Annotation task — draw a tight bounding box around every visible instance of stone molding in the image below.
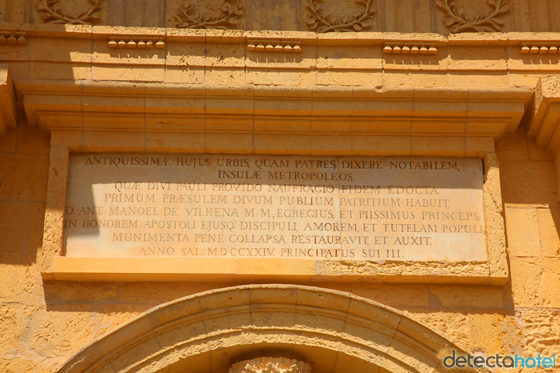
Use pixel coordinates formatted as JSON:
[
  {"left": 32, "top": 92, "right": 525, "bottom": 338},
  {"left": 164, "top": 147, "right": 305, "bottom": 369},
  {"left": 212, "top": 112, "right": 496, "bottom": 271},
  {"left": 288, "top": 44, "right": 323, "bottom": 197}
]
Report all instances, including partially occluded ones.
[
  {"left": 57, "top": 285, "right": 487, "bottom": 372},
  {"left": 529, "top": 75, "right": 560, "bottom": 154},
  {"left": 229, "top": 357, "right": 312, "bottom": 373}
]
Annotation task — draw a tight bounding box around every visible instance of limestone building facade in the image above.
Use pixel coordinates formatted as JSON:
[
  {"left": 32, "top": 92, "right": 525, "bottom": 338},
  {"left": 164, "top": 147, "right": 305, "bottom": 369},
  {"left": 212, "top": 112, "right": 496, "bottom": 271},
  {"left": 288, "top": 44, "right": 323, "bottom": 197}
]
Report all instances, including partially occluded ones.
[{"left": 1, "top": 0, "right": 560, "bottom": 372}]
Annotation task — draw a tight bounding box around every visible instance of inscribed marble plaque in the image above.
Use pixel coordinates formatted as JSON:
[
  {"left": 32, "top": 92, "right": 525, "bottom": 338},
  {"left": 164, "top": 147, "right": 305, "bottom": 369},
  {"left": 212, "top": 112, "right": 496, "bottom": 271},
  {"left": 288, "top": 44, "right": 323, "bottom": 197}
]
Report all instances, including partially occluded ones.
[{"left": 63, "top": 154, "right": 486, "bottom": 261}]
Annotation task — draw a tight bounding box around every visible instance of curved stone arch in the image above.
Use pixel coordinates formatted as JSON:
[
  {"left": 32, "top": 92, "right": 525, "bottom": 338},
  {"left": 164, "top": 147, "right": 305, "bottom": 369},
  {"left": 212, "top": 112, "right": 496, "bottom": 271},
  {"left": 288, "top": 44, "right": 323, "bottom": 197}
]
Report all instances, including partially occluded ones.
[{"left": 59, "top": 285, "right": 486, "bottom": 372}]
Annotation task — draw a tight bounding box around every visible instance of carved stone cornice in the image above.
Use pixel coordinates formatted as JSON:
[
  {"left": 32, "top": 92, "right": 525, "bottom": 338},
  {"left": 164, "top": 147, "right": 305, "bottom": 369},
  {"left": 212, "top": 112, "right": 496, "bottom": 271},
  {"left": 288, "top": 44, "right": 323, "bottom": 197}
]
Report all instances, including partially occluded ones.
[
  {"left": 528, "top": 75, "right": 560, "bottom": 154},
  {"left": 436, "top": 0, "right": 510, "bottom": 33},
  {"left": 229, "top": 357, "right": 311, "bottom": 373},
  {"left": 20, "top": 81, "right": 528, "bottom": 142},
  {"left": 35, "top": 0, "right": 101, "bottom": 25}
]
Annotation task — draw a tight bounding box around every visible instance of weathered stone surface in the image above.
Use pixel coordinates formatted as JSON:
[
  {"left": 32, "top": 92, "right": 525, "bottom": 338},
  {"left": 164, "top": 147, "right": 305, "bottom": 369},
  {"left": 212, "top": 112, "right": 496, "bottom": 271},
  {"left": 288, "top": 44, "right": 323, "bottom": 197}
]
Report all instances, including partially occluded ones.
[{"left": 519, "top": 309, "right": 560, "bottom": 357}]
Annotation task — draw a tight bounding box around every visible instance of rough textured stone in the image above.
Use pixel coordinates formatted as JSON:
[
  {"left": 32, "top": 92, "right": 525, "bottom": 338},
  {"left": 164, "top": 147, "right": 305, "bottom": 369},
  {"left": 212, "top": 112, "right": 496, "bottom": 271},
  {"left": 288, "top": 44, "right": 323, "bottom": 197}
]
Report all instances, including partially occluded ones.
[{"left": 1, "top": 4, "right": 560, "bottom": 371}]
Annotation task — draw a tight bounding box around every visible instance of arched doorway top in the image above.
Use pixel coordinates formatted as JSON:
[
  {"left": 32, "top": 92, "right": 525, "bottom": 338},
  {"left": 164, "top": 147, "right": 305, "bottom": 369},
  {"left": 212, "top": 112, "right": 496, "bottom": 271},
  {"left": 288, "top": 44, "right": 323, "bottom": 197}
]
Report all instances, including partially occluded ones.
[{"left": 59, "top": 284, "right": 485, "bottom": 372}]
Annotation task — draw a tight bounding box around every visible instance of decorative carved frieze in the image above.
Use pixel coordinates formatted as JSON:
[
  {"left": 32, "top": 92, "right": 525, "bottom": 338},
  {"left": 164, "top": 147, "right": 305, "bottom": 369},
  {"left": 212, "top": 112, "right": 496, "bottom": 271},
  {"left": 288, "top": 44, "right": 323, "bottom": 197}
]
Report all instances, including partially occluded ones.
[
  {"left": 305, "top": 0, "right": 376, "bottom": 33},
  {"left": 247, "top": 39, "right": 302, "bottom": 53},
  {"left": 383, "top": 42, "right": 437, "bottom": 55},
  {"left": 520, "top": 44, "right": 560, "bottom": 55},
  {"left": 108, "top": 37, "right": 165, "bottom": 50},
  {"left": 436, "top": 0, "right": 510, "bottom": 33},
  {"left": 35, "top": 0, "right": 101, "bottom": 25},
  {"left": 229, "top": 357, "right": 312, "bottom": 373},
  {"left": 0, "top": 32, "right": 27, "bottom": 45},
  {"left": 174, "top": 0, "right": 243, "bottom": 29}
]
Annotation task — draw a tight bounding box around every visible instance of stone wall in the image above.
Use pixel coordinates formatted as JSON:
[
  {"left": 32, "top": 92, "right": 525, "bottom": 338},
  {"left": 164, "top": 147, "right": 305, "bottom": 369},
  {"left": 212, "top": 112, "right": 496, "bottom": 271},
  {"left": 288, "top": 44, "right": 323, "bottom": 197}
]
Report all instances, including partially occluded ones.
[{"left": 1, "top": 120, "right": 559, "bottom": 371}]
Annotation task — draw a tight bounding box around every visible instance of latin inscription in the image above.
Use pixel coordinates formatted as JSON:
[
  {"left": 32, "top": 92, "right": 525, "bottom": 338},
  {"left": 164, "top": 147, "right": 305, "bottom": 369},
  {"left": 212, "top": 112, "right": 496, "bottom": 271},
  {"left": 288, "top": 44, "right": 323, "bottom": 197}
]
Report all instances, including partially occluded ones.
[{"left": 64, "top": 154, "right": 487, "bottom": 261}]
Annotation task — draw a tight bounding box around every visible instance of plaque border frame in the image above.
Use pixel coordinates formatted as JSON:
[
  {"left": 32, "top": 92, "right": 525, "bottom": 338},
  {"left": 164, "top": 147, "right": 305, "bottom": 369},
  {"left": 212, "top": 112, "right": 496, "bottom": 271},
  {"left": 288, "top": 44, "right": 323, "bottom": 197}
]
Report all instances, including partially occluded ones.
[{"left": 41, "top": 142, "right": 508, "bottom": 284}]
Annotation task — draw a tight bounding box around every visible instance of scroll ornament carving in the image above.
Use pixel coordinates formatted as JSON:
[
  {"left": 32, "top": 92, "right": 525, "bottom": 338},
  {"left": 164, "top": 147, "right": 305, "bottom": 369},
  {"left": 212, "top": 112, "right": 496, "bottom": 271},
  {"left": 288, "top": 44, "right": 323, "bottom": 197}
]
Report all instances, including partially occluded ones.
[
  {"left": 436, "top": 0, "right": 510, "bottom": 33},
  {"left": 305, "top": 0, "right": 376, "bottom": 33},
  {"left": 35, "top": 0, "right": 101, "bottom": 25},
  {"left": 229, "top": 357, "right": 312, "bottom": 373},
  {"left": 174, "top": 0, "right": 243, "bottom": 29}
]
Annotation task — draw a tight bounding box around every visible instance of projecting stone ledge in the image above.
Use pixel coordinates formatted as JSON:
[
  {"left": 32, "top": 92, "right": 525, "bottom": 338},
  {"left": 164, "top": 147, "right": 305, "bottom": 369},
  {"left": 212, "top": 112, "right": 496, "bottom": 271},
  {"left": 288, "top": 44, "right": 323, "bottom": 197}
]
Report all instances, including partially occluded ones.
[{"left": 0, "top": 64, "right": 18, "bottom": 134}]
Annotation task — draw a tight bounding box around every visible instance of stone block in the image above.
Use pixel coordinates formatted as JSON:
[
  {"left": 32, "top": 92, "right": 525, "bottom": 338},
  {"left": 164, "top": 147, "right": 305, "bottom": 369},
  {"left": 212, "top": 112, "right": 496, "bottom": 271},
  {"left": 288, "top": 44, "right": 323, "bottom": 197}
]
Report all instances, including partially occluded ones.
[
  {"left": 316, "top": 70, "right": 382, "bottom": 87},
  {"left": 310, "top": 135, "right": 352, "bottom": 153},
  {"left": 0, "top": 201, "right": 26, "bottom": 252},
  {"left": 404, "top": 309, "right": 471, "bottom": 350},
  {"left": 411, "top": 136, "right": 466, "bottom": 156},
  {"left": 383, "top": 71, "right": 448, "bottom": 88},
  {"left": 448, "top": 72, "right": 508, "bottom": 88},
  {"left": 16, "top": 124, "right": 50, "bottom": 154},
  {"left": 82, "top": 131, "right": 146, "bottom": 150},
  {"left": 96, "top": 304, "right": 153, "bottom": 337},
  {"left": 92, "top": 65, "right": 164, "bottom": 82},
  {"left": 470, "top": 313, "right": 522, "bottom": 355},
  {"left": 519, "top": 309, "right": 560, "bottom": 357},
  {"left": 165, "top": 66, "right": 205, "bottom": 84},
  {"left": 246, "top": 69, "right": 316, "bottom": 86},
  {"left": 0, "top": 305, "right": 20, "bottom": 355},
  {"left": 205, "top": 133, "right": 253, "bottom": 152},
  {"left": 495, "top": 129, "right": 529, "bottom": 161},
  {"left": 500, "top": 160, "right": 558, "bottom": 206},
  {"left": 21, "top": 304, "right": 95, "bottom": 357},
  {"left": 448, "top": 46, "right": 507, "bottom": 71},
  {"left": 0, "top": 127, "right": 16, "bottom": 151},
  {"left": 0, "top": 153, "right": 49, "bottom": 201},
  {"left": 537, "top": 207, "right": 560, "bottom": 257},
  {"left": 510, "top": 257, "right": 560, "bottom": 308},
  {"left": 528, "top": 138, "right": 553, "bottom": 161},
  {"left": 504, "top": 207, "right": 541, "bottom": 257},
  {"left": 254, "top": 134, "right": 312, "bottom": 154},
  {"left": 43, "top": 282, "right": 118, "bottom": 303},
  {"left": 465, "top": 137, "right": 495, "bottom": 156},
  {"left": 428, "top": 285, "right": 504, "bottom": 308},
  {"left": 328, "top": 284, "right": 429, "bottom": 307},
  {"left": 351, "top": 135, "right": 411, "bottom": 155},
  {"left": 146, "top": 133, "right": 205, "bottom": 152}
]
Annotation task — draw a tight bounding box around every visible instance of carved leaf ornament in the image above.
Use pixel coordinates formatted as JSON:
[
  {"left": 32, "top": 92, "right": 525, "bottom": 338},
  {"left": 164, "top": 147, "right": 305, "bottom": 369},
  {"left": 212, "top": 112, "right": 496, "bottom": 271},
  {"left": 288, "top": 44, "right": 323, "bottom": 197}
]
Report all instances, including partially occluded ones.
[
  {"left": 436, "top": 0, "right": 510, "bottom": 33},
  {"left": 174, "top": 0, "right": 244, "bottom": 29},
  {"left": 306, "top": 0, "right": 376, "bottom": 32},
  {"left": 229, "top": 357, "right": 312, "bottom": 373},
  {"left": 36, "top": 0, "right": 101, "bottom": 25}
]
